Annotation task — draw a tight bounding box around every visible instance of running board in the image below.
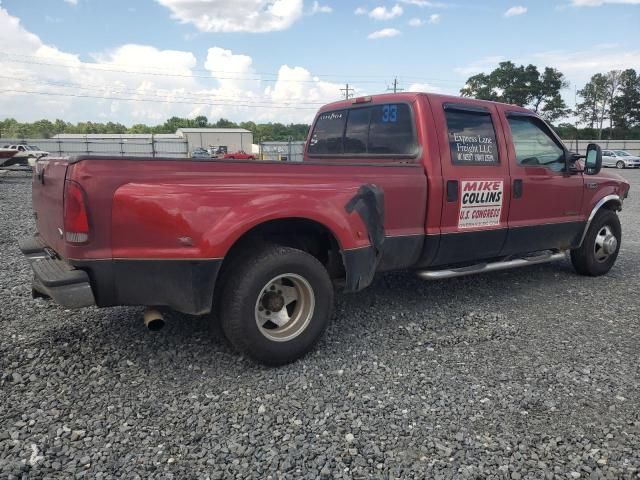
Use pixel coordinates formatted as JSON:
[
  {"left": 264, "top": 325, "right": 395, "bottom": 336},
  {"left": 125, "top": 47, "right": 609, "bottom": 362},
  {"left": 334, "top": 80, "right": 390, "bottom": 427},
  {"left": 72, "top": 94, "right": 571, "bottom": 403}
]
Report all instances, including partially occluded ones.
[{"left": 416, "top": 252, "right": 567, "bottom": 280}]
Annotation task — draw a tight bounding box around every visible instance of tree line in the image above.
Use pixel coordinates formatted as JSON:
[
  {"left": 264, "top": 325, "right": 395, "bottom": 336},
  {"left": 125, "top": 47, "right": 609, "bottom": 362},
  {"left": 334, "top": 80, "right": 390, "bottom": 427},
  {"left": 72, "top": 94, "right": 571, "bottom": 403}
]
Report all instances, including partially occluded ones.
[
  {"left": 0, "top": 116, "right": 311, "bottom": 142},
  {"left": 461, "top": 62, "right": 640, "bottom": 140},
  {"left": 2, "top": 63, "right": 639, "bottom": 141}
]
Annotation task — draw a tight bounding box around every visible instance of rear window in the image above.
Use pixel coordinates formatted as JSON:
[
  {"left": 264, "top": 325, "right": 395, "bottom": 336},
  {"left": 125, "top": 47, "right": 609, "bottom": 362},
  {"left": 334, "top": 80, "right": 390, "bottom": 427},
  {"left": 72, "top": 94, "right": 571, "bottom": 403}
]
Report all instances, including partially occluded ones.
[
  {"left": 308, "top": 103, "right": 416, "bottom": 157},
  {"left": 307, "top": 111, "right": 346, "bottom": 155}
]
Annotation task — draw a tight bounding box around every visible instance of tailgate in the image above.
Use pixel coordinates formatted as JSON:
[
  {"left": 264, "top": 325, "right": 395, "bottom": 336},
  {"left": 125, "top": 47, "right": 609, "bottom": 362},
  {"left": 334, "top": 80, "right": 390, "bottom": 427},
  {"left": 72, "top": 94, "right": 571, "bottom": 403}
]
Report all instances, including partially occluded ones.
[{"left": 32, "top": 158, "right": 71, "bottom": 254}]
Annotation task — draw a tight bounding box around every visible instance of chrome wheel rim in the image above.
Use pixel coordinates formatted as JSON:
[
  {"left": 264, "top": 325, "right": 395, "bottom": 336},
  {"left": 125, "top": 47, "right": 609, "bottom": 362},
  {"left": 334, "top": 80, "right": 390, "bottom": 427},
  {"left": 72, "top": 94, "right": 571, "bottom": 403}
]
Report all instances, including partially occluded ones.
[
  {"left": 616, "top": 161, "right": 624, "bottom": 169},
  {"left": 594, "top": 225, "right": 617, "bottom": 263},
  {"left": 254, "top": 274, "right": 315, "bottom": 342}
]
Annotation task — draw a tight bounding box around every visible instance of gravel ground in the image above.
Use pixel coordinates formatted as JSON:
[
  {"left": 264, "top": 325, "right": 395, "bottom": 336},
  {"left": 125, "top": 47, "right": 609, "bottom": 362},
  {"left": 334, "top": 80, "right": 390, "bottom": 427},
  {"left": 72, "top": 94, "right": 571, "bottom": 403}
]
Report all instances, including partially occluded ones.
[{"left": 1, "top": 169, "right": 639, "bottom": 479}]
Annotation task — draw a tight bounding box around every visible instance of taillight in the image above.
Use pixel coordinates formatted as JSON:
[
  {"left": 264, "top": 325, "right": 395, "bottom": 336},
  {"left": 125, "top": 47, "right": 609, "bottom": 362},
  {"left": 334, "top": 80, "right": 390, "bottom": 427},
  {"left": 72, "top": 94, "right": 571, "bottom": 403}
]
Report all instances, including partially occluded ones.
[{"left": 63, "top": 180, "right": 90, "bottom": 243}]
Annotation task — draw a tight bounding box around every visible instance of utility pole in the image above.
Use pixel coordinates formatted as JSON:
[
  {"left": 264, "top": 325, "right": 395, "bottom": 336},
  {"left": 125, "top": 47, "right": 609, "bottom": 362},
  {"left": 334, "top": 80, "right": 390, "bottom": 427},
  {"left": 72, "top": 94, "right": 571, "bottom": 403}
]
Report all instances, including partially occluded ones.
[
  {"left": 387, "top": 77, "right": 404, "bottom": 94},
  {"left": 574, "top": 85, "right": 579, "bottom": 152},
  {"left": 340, "top": 83, "right": 354, "bottom": 99}
]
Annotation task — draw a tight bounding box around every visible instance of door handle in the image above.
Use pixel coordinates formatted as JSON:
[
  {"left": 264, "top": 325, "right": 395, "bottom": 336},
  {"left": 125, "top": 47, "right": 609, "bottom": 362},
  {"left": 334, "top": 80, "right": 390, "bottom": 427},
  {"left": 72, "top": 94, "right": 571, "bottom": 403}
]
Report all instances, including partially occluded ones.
[
  {"left": 446, "top": 180, "right": 458, "bottom": 202},
  {"left": 513, "top": 179, "right": 523, "bottom": 198}
]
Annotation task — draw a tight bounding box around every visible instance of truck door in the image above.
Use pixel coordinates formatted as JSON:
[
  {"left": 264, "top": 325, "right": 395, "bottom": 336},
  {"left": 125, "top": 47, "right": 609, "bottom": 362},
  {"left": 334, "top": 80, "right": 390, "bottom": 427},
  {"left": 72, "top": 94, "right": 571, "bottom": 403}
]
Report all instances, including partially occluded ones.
[
  {"left": 498, "top": 110, "right": 584, "bottom": 255},
  {"left": 430, "top": 100, "right": 511, "bottom": 266}
]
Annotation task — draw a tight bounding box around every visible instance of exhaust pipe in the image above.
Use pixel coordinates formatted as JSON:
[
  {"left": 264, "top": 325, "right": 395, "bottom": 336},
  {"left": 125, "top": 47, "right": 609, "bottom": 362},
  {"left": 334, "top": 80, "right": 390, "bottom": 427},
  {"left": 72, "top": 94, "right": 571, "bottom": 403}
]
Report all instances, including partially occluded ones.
[{"left": 144, "top": 308, "right": 165, "bottom": 331}]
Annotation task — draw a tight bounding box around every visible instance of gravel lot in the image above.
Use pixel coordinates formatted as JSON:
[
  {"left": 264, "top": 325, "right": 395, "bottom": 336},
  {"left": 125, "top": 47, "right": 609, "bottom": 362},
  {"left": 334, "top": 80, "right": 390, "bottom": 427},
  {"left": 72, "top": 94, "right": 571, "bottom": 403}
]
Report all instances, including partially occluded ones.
[{"left": 1, "top": 169, "right": 639, "bottom": 479}]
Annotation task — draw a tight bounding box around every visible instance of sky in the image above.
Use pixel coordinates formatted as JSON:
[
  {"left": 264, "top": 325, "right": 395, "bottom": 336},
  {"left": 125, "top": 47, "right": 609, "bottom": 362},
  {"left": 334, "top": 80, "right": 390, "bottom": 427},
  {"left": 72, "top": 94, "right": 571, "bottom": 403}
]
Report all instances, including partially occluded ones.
[{"left": 0, "top": 0, "right": 638, "bottom": 126}]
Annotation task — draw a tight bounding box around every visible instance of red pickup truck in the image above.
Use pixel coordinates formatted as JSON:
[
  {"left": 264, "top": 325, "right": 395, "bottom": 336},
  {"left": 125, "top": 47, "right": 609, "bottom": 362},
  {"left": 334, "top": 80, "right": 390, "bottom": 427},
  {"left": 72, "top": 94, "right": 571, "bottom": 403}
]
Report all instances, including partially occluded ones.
[{"left": 20, "top": 93, "right": 629, "bottom": 365}]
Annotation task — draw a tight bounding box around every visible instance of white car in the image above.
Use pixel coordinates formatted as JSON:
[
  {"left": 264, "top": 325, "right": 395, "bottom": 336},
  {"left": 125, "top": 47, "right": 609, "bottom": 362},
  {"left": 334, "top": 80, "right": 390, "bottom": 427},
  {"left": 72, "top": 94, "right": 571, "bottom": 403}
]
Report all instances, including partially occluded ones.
[
  {"left": 2, "top": 144, "right": 49, "bottom": 167},
  {"left": 602, "top": 149, "right": 640, "bottom": 169}
]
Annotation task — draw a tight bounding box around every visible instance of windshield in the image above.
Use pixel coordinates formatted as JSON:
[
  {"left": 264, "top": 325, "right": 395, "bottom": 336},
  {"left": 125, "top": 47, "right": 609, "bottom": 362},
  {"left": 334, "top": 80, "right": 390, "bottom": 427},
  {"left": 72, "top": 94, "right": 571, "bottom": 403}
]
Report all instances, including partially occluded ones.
[{"left": 614, "top": 150, "right": 630, "bottom": 156}]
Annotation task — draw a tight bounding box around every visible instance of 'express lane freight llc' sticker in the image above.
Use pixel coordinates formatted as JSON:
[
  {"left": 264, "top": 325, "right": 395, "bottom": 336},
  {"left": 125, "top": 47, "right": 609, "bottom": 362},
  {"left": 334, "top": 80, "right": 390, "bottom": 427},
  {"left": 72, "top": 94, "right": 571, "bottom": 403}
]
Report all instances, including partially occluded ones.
[{"left": 458, "top": 180, "right": 503, "bottom": 229}]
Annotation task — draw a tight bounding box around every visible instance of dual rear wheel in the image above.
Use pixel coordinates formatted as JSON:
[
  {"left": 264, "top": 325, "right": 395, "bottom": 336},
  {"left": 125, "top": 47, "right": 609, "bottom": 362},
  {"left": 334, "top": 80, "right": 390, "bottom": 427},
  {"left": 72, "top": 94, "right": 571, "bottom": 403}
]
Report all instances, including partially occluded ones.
[{"left": 219, "top": 245, "right": 333, "bottom": 366}]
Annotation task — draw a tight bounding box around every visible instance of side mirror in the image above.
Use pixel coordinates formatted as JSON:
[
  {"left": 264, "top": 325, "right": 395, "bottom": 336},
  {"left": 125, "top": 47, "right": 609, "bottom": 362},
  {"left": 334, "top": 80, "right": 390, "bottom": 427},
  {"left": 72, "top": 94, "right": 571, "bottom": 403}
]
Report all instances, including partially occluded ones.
[{"left": 585, "top": 143, "right": 602, "bottom": 175}]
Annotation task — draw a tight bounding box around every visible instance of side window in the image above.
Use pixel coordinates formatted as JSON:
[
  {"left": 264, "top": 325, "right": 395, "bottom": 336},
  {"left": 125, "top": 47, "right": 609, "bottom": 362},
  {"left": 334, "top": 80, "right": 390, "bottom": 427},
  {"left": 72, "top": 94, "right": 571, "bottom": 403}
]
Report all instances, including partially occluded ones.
[
  {"left": 507, "top": 116, "right": 565, "bottom": 170},
  {"left": 344, "top": 108, "right": 371, "bottom": 154},
  {"left": 308, "top": 110, "right": 346, "bottom": 154},
  {"left": 368, "top": 104, "right": 416, "bottom": 155},
  {"left": 444, "top": 107, "right": 499, "bottom": 165}
]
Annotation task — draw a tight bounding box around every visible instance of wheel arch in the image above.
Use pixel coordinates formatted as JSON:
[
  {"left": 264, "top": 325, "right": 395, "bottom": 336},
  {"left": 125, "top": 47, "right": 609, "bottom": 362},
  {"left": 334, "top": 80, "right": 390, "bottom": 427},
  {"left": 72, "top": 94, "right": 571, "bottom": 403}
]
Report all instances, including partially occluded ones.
[
  {"left": 217, "top": 217, "right": 347, "bottom": 287},
  {"left": 578, "top": 194, "right": 622, "bottom": 247}
]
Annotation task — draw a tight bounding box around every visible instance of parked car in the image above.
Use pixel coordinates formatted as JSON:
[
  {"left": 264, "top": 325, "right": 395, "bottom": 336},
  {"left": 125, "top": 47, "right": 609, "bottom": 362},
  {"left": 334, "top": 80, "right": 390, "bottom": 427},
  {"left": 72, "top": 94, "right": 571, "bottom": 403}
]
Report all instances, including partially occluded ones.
[
  {"left": 602, "top": 149, "right": 640, "bottom": 169},
  {"left": 19, "top": 93, "right": 629, "bottom": 366},
  {"left": 223, "top": 150, "right": 255, "bottom": 160},
  {"left": 190, "top": 147, "right": 211, "bottom": 159},
  {"left": 0, "top": 147, "right": 19, "bottom": 167},
  {"left": 3, "top": 144, "right": 49, "bottom": 166}
]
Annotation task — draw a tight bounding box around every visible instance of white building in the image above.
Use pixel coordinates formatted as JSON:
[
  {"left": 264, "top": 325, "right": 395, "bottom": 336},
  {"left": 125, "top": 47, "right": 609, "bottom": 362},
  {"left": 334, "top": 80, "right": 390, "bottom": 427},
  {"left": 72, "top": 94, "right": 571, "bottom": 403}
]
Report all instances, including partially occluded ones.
[{"left": 176, "top": 128, "right": 253, "bottom": 154}]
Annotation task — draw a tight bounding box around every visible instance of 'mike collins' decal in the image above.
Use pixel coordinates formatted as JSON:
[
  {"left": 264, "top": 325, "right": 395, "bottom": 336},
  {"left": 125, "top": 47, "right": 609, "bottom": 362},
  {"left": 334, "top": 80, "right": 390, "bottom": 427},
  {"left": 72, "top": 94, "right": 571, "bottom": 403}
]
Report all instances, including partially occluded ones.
[{"left": 458, "top": 180, "right": 503, "bottom": 229}]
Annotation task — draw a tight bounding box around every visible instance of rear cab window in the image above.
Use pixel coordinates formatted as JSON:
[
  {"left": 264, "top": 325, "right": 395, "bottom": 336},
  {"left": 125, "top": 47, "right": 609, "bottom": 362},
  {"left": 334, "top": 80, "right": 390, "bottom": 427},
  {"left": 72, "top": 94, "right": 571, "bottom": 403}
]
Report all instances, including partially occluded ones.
[{"left": 307, "top": 102, "right": 418, "bottom": 158}]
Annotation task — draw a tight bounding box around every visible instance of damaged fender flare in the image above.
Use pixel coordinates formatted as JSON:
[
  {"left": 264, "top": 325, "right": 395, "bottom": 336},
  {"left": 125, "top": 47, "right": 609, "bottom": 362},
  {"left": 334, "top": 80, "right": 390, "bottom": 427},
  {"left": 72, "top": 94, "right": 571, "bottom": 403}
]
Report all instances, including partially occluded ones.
[{"left": 343, "top": 184, "right": 385, "bottom": 292}]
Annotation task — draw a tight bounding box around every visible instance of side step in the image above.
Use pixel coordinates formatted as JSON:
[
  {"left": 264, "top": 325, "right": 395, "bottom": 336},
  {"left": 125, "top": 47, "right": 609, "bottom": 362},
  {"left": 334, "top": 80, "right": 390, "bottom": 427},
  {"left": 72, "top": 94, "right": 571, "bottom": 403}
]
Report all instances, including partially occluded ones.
[{"left": 416, "top": 252, "right": 567, "bottom": 280}]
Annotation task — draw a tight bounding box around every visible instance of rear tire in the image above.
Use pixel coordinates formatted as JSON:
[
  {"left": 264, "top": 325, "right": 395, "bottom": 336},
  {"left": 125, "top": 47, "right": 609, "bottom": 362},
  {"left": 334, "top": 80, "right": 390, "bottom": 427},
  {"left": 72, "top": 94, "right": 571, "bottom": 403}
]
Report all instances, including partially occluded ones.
[
  {"left": 570, "top": 209, "right": 621, "bottom": 276},
  {"left": 220, "top": 245, "right": 333, "bottom": 365},
  {"left": 616, "top": 161, "right": 625, "bottom": 169}
]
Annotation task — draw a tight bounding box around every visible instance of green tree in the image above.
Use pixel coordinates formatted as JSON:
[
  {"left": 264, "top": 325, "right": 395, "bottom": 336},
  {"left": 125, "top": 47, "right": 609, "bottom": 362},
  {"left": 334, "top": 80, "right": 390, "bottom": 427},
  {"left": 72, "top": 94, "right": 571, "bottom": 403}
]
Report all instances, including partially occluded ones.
[
  {"left": 576, "top": 71, "right": 621, "bottom": 139},
  {"left": 610, "top": 69, "right": 640, "bottom": 131},
  {"left": 461, "top": 62, "right": 569, "bottom": 122}
]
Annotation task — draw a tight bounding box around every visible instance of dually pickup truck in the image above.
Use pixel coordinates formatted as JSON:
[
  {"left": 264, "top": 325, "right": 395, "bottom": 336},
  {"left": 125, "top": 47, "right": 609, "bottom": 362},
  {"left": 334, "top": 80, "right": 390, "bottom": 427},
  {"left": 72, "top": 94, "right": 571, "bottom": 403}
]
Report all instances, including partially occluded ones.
[{"left": 20, "top": 93, "right": 629, "bottom": 365}]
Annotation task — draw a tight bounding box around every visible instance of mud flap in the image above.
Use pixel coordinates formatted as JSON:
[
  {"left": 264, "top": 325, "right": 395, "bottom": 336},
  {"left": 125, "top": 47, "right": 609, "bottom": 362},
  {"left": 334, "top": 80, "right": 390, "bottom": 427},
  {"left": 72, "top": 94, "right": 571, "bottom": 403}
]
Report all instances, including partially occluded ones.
[{"left": 343, "top": 184, "right": 385, "bottom": 292}]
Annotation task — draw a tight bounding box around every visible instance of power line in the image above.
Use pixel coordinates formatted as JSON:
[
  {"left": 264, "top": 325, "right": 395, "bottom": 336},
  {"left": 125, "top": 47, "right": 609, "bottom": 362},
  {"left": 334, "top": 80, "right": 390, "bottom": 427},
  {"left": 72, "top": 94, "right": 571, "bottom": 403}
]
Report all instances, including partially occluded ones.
[
  {"left": 2, "top": 89, "right": 320, "bottom": 110},
  {"left": 0, "top": 52, "right": 468, "bottom": 86},
  {"left": 0, "top": 51, "right": 465, "bottom": 84},
  {"left": 0, "top": 74, "right": 328, "bottom": 106}
]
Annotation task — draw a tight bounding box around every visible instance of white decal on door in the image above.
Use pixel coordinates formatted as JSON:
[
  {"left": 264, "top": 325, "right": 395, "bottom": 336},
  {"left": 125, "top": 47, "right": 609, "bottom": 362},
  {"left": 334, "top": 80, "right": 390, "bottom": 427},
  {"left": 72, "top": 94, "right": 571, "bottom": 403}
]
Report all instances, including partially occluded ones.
[{"left": 458, "top": 180, "right": 503, "bottom": 229}]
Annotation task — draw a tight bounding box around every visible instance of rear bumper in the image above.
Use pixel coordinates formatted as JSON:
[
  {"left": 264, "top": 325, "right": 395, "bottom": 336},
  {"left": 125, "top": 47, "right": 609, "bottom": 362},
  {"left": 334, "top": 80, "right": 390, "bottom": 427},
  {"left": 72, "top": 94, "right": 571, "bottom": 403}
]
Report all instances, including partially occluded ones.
[
  {"left": 19, "top": 236, "right": 96, "bottom": 308},
  {"left": 19, "top": 235, "right": 222, "bottom": 315}
]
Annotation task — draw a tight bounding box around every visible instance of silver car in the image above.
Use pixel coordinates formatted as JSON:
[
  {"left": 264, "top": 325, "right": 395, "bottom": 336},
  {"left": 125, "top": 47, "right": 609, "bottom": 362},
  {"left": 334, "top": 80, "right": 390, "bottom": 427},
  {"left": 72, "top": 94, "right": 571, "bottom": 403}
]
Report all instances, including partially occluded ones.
[{"left": 602, "top": 149, "right": 640, "bottom": 169}]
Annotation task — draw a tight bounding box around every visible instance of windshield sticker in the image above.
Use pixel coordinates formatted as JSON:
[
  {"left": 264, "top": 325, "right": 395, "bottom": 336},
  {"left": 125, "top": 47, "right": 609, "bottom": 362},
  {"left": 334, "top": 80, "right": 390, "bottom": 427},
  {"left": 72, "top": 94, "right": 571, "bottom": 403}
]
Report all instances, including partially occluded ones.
[
  {"left": 319, "top": 112, "right": 344, "bottom": 121},
  {"left": 451, "top": 133, "right": 496, "bottom": 163},
  {"left": 458, "top": 180, "right": 503, "bottom": 229}
]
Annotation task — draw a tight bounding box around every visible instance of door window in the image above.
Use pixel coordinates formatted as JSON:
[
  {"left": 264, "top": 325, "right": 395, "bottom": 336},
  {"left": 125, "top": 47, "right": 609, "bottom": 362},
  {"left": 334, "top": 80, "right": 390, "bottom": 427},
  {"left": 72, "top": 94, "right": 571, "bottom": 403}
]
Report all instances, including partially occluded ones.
[
  {"left": 507, "top": 116, "right": 565, "bottom": 171},
  {"left": 444, "top": 107, "right": 499, "bottom": 165}
]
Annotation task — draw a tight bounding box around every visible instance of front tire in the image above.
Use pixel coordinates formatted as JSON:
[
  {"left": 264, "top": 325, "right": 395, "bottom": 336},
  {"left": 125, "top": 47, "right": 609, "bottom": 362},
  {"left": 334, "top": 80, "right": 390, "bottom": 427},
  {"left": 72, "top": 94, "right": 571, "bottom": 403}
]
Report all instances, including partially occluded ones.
[
  {"left": 220, "top": 245, "right": 333, "bottom": 365},
  {"left": 571, "top": 209, "right": 621, "bottom": 276},
  {"left": 616, "top": 161, "right": 625, "bottom": 169}
]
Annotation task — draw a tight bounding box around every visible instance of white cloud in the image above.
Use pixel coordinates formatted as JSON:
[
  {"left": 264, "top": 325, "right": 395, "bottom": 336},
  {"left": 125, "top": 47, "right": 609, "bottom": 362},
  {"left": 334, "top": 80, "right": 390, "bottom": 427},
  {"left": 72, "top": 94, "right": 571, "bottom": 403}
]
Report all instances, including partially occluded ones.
[
  {"left": 63, "top": 0, "right": 78, "bottom": 5},
  {"left": 369, "top": 4, "right": 403, "bottom": 20},
  {"left": 454, "top": 55, "right": 505, "bottom": 76},
  {"left": 367, "top": 28, "right": 401, "bottom": 39},
  {"left": 155, "top": 0, "right": 304, "bottom": 33},
  {"left": 408, "top": 82, "right": 442, "bottom": 93},
  {"left": 408, "top": 17, "right": 424, "bottom": 26},
  {"left": 504, "top": 6, "right": 527, "bottom": 17},
  {"left": 428, "top": 13, "right": 441, "bottom": 23},
  {"left": 532, "top": 47, "right": 640, "bottom": 81},
  {"left": 570, "top": 0, "right": 640, "bottom": 5},
  {"left": 310, "top": 1, "right": 332, "bottom": 14},
  {"left": 399, "top": 0, "right": 447, "bottom": 6},
  {"left": 354, "top": 7, "right": 367, "bottom": 15},
  {"left": 0, "top": 6, "right": 344, "bottom": 124}
]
